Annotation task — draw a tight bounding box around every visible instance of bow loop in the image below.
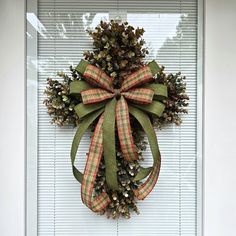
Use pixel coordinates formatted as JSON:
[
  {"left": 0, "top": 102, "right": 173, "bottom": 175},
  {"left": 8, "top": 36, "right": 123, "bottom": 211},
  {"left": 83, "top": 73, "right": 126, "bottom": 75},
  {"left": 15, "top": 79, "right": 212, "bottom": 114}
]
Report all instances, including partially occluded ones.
[
  {"left": 116, "top": 96, "right": 138, "bottom": 162},
  {"left": 122, "top": 88, "right": 154, "bottom": 104},
  {"left": 81, "top": 88, "right": 114, "bottom": 104},
  {"left": 120, "top": 60, "right": 161, "bottom": 92},
  {"left": 76, "top": 60, "right": 114, "bottom": 92}
]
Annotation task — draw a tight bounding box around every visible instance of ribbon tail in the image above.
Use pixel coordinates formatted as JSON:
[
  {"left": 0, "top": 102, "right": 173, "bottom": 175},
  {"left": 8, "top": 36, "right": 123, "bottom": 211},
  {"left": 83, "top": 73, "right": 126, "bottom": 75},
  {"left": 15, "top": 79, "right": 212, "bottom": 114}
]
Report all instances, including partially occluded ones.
[
  {"left": 74, "top": 101, "right": 107, "bottom": 120},
  {"left": 129, "top": 105, "right": 161, "bottom": 200},
  {"left": 103, "top": 98, "right": 119, "bottom": 190},
  {"left": 116, "top": 96, "right": 138, "bottom": 162},
  {"left": 70, "top": 109, "right": 104, "bottom": 183},
  {"left": 81, "top": 114, "right": 111, "bottom": 212},
  {"left": 134, "top": 164, "right": 160, "bottom": 200}
]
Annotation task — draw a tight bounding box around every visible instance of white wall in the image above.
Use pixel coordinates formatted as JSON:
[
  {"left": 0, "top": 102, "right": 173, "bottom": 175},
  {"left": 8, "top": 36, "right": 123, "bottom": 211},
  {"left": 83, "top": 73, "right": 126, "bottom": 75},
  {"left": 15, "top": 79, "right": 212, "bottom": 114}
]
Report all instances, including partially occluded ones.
[
  {"left": 0, "top": 0, "right": 236, "bottom": 235},
  {"left": 0, "top": 0, "right": 25, "bottom": 236},
  {"left": 204, "top": 0, "right": 236, "bottom": 235}
]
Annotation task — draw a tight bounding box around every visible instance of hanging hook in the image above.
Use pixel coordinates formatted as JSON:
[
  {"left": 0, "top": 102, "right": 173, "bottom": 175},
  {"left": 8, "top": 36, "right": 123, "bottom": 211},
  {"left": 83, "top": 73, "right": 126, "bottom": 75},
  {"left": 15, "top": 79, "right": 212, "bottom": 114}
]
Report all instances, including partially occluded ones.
[
  {"left": 114, "top": 0, "right": 122, "bottom": 23},
  {"left": 114, "top": 15, "right": 122, "bottom": 23}
]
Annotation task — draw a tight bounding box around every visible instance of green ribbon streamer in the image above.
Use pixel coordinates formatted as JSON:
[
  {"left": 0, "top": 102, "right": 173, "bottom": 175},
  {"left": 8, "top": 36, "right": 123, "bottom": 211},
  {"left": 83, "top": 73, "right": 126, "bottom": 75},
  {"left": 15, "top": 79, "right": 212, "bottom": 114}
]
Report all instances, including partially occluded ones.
[
  {"left": 103, "top": 98, "right": 118, "bottom": 190},
  {"left": 128, "top": 105, "right": 161, "bottom": 181},
  {"left": 74, "top": 102, "right": 107, "bottom": 120},
  {"left": 71, "top": 109, "right": 104, "bottom": 183}
]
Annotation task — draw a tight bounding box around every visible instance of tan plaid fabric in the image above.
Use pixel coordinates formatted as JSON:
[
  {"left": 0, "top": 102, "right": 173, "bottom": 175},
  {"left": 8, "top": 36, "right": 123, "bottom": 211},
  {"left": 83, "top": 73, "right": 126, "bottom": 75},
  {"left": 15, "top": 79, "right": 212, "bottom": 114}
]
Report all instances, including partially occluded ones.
[
  {"left": 84, "top": 65, "right": 113, "bottom": 92},
  {"left": 122, "top": 88, "right": 154, "bottom": 104},
  {"left": 81, "top": 87, "right": 154, "bottom": 105},
  {"left": 81, "top": 88, "right": 114, "bottom": 104},
  {"left": 116, "top": 96, "right": 138, "bottom": 161},
  {"left": 81, "top": 114, "right": 111, "bottom": 211},
  {"left": 134, "top": 162, "right": 161, "bottom": 200},
  {"left": 121, "top": 66, "right": 155, "bottom": 92}
]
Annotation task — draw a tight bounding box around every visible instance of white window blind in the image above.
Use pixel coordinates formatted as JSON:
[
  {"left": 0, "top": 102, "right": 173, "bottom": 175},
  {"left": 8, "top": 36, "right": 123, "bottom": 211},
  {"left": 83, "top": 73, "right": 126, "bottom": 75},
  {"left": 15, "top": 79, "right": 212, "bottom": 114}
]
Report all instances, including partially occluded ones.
[{"left": 28, "top": 0, "right": 201, "bottom": 235}]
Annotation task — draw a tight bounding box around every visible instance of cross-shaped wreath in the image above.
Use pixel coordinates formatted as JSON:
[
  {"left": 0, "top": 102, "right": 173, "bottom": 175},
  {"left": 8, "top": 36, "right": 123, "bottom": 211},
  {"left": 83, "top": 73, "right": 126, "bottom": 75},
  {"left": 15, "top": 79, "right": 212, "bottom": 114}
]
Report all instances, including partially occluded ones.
[{"left": 44, "top": 20, "right": 189, "bottom": 218}]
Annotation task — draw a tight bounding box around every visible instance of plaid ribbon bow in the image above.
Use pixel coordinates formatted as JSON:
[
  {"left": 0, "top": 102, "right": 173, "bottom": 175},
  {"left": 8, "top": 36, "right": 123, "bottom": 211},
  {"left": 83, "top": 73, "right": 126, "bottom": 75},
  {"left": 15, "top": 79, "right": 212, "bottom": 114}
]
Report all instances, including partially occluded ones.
[{"left": 70, "top": 60, "right": 168, "bottom": 212}]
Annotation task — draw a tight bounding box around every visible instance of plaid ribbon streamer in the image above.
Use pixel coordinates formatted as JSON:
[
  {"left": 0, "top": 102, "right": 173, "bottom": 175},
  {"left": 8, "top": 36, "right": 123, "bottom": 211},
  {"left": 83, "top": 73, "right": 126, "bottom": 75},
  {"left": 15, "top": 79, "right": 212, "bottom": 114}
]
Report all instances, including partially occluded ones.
[
  {"left": 81, "top": 114, "right": 111, "bottom": 211},
  {"left": 70, "top": 60, "right": 167, "bottom": 212},
  {"left": 134, "top": 162, "right": 160, "bottom": 200},
  {"left": 116, "top": 96, "right": 138, "bottom": 161}
]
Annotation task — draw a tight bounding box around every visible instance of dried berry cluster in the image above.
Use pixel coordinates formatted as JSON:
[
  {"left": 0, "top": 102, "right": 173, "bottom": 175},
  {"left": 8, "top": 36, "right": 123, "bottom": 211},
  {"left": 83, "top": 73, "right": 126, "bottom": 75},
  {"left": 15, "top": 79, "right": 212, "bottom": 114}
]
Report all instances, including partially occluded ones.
[
  {"left": 44, "top": 20, "right": 189, "bottom": 218},
  {"left": 44, "top": 71, "right": 79, "bottom": 126},
  {"left": 153, "top": 70, "right": 189, "bottom": 127}
]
